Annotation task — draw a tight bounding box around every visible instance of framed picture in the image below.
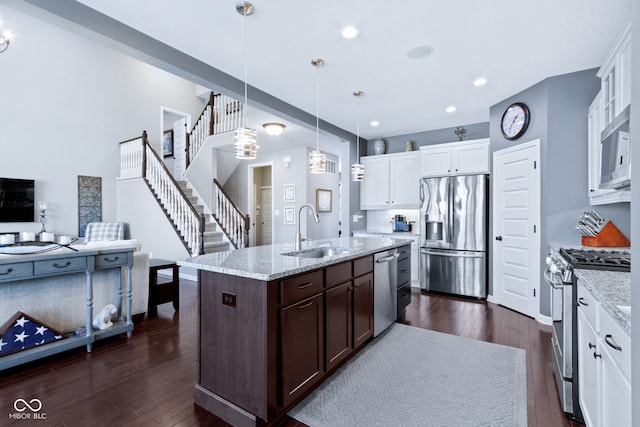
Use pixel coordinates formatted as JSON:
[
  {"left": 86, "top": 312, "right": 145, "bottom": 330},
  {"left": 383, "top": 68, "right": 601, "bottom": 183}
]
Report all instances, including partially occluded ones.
[
  {"left": 284, "top": 206, "right": 295, "bottom": 224},
  {"left": 316, "top": 189, "right": 332, "bottom": 213},
  {"left": 284, "top": 184, "right": 295, "bottom": 202},
  {"left": 163, "top": 129, "right": 174, "bottom": 158}
]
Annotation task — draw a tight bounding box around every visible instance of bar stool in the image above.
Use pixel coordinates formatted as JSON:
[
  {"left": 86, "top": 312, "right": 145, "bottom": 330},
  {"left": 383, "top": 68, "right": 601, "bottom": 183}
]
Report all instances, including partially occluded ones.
[{"left": 148, "top": 258, "right": 179, "bottom": 318}]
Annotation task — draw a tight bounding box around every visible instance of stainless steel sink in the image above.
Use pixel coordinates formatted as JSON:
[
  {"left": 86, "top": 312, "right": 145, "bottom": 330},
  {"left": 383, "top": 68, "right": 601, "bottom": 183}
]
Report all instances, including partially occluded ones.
[{"left": 282, "top": 247, "right": 352, "bottom": 259}]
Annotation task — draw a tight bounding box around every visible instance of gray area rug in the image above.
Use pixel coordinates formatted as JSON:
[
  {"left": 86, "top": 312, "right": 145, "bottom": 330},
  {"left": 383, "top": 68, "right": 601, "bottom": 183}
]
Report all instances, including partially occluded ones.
[{"left": 288, "top": 323, "right": 527, "bottom": 427}]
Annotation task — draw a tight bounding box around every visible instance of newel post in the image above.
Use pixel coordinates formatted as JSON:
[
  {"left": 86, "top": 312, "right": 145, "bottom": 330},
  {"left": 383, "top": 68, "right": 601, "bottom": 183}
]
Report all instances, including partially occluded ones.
[
  {"left": 209, "top": 92, "right": 216, "bottom": 136},
  {"left": 141, "top": 130, "right": 148, "bottom": 179}
]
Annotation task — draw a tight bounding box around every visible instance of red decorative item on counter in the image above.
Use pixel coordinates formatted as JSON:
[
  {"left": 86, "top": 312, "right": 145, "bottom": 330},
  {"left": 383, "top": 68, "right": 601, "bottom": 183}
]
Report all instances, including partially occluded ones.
[{"left": 581, "top": 221, "right": 630, "bottom": 247}]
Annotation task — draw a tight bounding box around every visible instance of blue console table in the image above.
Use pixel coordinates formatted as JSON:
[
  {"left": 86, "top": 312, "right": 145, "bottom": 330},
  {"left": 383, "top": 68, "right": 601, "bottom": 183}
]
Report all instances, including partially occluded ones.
[{"left": 0, "top": 246, "right": 135, "bottom": 370}]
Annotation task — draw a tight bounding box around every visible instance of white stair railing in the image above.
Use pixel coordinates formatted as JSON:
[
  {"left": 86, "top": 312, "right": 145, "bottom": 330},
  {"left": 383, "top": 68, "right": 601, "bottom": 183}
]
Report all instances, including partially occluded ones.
[
  {"left": 213, "top": 178, "right": 250, "bottom": 249},
  {"left": 119, "top": 131, "right": 204, "bottom": 256},
  {"left": 186, "top": 92, "right": 243, "bottom": 168}
]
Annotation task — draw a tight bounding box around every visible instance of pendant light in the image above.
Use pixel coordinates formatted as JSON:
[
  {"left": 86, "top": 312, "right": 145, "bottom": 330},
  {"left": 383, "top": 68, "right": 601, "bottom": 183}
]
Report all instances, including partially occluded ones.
[
  {"left": 351, "top": 91, "right": 365, "bottom": 181},
  {"left": 309, "top": 58, "right": 326, "bottom": 174},
  {"left": 234, "top": 2, "right": 258, "bottom": 159}
]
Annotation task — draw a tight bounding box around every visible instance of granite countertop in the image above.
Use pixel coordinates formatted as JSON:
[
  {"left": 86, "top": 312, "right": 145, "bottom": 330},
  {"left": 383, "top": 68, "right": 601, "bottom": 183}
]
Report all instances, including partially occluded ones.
[
  {"left": 574, "top": 269, "right": 631, "bottom": 335},
  {"left": 179, "top": 236, "right": 412, "bottom": 281}
]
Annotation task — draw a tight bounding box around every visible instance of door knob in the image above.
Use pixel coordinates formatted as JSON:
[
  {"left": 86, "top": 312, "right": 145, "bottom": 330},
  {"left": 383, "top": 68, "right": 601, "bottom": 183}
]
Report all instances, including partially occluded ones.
[{"left": 495, "top": 236, "right": 503, "bottom": 241}]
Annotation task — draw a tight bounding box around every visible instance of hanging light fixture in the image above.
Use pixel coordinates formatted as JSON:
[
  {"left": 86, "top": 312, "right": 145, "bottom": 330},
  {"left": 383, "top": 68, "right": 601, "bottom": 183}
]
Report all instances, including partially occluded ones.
[
  {"left": 309, "top": 58, "right": 326, "bottom": 174},
  {"left": 234, "top": 2, "right": 258, "bottom": 159},
  {"left": 351, "top": 91, "right": 365, "bottom": 181}
]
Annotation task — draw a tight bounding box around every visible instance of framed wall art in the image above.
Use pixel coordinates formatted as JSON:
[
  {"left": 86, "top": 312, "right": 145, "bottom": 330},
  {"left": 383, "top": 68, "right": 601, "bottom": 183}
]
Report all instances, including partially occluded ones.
[
  {"left": 163, "top": 129, "right": 174, "bottom": 158},
  {"left": 284, "top": 184, "right": 295, "bottom": 202},
  {"left": 284, "top": 206, "right": 295, "bottom": 224},
  {"left": 316, "top": 189, "right": 332, "bottom": 213}
]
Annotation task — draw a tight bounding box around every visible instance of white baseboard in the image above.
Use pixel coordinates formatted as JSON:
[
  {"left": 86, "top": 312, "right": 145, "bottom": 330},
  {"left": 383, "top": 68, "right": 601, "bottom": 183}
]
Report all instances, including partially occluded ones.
[{"left": 487, "top": 294, "right": 496, "bottom": 304}]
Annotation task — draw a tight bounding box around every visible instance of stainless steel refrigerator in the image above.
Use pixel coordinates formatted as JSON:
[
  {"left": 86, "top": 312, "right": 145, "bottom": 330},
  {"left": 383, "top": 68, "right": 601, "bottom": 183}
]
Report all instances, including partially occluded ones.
[{"left": 419, "top": 174, "right": 488, "bottom": 298}]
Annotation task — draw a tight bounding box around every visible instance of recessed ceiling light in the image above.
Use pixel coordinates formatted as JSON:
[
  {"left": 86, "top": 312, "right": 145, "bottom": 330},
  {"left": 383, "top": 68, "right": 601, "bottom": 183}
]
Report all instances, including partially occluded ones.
[
  {"left": 445, "top": 106, "right": 456, "bottom": 113},
  {"left": 406, "top": 45, "right": 434, "bottom": 59},
  {"left": 473, "top": 78, "right": 488, "bottom": 87},
  {"left": 342, "top": 26, "right": 359, "bottom": 39},
  {"left": 370, "top": 120, "right": 380, "bottom": 127}
]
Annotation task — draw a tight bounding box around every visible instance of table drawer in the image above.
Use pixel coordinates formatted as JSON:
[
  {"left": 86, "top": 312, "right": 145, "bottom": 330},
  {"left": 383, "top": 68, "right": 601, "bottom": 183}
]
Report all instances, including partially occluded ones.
[
  {"left": 325, "top": 261, "right": 352, "bottom": 289},
  {"left": 34, "top": 256, "right": 87, "bottom": 275},
  {"left": 95, "top": 251, "right": 129, "bottom": 269},
  {"left": 281, "top": 270, "right": 323, "bottom": 306},
  {"left": 0, "top": 262, "right": 33, "bottom": 281},
  {"left": 353, "top": 256, "right": 373, "bottom": 277},
  {"left": 599, "top": 305, "right": 631, "bottom": 382}
]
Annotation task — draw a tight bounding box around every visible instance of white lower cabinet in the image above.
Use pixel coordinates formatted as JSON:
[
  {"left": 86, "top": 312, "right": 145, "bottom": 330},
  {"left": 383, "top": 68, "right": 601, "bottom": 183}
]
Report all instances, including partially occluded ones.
[
  {"left": 577, "top": 281, "right": 631, "bottom": 427},
  {"left": 578, "top": 308, "right": 600, "bottom": 427},
  {"left": 599, "top": 303, "right": 631, "bottom": 427},
  {"left": 601, "top": 344, "right": 631, "bottom": 427}
]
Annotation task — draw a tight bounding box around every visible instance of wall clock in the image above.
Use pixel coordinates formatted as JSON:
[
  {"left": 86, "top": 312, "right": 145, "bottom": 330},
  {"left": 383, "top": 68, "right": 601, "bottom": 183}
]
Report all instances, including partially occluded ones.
[{"left": 500, "top": 102, "right": 530, "bottom": 140}]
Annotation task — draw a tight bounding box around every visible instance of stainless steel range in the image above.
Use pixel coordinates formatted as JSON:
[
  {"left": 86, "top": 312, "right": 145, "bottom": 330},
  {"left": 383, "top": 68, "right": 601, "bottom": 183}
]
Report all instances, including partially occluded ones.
[{"left": 545, "top": 246, "right": 631, "bottom": 422}]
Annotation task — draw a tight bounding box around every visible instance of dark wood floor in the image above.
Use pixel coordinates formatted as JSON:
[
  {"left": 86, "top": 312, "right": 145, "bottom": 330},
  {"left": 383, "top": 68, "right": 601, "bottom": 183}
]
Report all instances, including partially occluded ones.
[{"left": 0, "top": 282, "right": 583, "bottom": 427}]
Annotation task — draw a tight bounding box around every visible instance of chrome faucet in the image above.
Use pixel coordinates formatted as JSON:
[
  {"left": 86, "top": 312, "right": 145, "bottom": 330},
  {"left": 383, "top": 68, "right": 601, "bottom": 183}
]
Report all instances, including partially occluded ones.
[{"left": 295, "top": 203, "right": 320, "bottom": 250}]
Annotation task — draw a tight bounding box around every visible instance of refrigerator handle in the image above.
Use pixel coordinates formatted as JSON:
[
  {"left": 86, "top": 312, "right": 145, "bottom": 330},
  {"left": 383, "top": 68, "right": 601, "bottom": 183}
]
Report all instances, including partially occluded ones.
[
  {"left": 447, "top": 178, "right": 454, "bottom": 244},
  {"left": 421, "top": 249, "right": 484, "bottom": 259}
]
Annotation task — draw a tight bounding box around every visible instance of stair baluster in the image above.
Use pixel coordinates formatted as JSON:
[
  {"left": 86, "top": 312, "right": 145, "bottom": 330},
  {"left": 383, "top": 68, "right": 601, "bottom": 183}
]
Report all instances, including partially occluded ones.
[
  {"left": 119, "top": 131, "right": 205, "bottom": 256},
  {"left": 213, "top": 178, "right": 250, "bottom": 249}
]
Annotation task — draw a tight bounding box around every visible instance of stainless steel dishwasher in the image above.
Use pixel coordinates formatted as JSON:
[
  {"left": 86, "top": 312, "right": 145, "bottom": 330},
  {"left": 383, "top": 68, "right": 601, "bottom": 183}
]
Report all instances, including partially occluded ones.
[{"left": 373, "top": 249, "right": 398, "bottom": 337}]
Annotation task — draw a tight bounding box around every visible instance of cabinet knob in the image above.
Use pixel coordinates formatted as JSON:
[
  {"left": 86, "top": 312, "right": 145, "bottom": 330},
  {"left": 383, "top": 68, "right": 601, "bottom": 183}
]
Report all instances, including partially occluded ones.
[{"left": 495, "top": 236, "right": 503, "bottom": 241}]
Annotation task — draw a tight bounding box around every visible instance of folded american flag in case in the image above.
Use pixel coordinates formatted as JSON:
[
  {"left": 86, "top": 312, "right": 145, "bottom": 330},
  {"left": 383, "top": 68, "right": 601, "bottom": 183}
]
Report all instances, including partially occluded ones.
[{"left": 0, "top": 312, "right": 66, "bottom": 357}]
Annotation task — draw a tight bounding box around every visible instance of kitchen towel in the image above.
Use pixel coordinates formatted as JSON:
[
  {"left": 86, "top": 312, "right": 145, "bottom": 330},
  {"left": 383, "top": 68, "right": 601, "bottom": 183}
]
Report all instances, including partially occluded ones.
[{"left": 289, "top": 323, "right": 527, "bottom": 427}]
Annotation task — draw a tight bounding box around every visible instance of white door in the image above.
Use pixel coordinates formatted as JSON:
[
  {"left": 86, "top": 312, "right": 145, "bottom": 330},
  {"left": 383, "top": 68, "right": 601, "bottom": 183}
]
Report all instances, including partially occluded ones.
[
  {"left": 493, "top": 140, "right": 540, "bottom": 318},
  {"left": 260, "top": 187, "right": 273, "bottom": 245},
  {"left": 173, "top": 118, "right": 187, "bottom": 180}
]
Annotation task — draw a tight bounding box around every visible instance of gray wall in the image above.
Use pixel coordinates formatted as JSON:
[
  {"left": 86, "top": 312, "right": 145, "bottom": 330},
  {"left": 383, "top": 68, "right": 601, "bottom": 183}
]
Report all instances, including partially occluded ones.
[
  {"left": 489, "top": 68, "right": 630, "bottom": 317},
  {"left": 222, "top": 146, "right": 340, "bottom": 245},
  {"left": 366, "top": 122, "right": 490, "bottom": 155}
]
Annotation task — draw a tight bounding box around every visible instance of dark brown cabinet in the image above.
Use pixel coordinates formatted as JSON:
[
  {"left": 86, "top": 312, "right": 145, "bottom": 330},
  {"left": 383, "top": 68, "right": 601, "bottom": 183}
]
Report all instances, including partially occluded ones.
[
  {"left": 280, "top": 293, "right": 324, "bottom": 408},
  {"left": 325, "top": 281, "right": 352, "bottom": 371},
  {"left": 325, "top": 258, "right": 373, "bottom": 371},
  {"left": 397, "top": 243, "right": 412, "bottom": 321},
  {"left": 353, "top": 272, "right": 374, "bottom": 348}
]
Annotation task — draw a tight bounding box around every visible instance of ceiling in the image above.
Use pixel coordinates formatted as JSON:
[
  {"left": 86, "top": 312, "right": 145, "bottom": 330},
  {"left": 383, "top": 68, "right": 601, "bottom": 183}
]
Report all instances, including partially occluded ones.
[{"left": 17, "top": 1, "right": 634, "bottom": 145}]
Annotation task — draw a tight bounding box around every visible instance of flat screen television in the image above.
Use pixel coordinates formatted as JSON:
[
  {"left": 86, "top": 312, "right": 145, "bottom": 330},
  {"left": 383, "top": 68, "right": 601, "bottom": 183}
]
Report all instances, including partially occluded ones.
[{"left": 0, "top": 178, "right": 35, "bottom": 223}]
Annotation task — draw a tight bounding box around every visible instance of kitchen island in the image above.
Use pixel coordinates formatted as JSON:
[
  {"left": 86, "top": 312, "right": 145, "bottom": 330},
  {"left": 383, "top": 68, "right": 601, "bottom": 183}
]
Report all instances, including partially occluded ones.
[{"left": 179, "top": 236, "right": 411, "bottom": 427}]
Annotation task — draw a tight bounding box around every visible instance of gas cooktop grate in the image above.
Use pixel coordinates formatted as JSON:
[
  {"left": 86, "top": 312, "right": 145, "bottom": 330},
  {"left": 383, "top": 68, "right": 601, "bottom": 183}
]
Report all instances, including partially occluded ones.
[{"left": 559, "top": 248, "right": 631, "bottom": 272}]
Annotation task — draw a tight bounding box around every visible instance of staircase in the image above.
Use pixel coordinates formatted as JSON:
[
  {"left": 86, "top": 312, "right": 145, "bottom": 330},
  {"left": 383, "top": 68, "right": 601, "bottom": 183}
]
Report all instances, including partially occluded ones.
[
  {"left": 176, "top": 180, "right": 228, "bottom": 253},
  {"left": 118, "top": 92, "right": 249, "bottom": 256}
]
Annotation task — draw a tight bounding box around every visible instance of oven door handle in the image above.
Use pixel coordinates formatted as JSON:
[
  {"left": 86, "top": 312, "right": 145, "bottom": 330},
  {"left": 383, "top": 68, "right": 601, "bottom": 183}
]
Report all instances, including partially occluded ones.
[{"left": 544, "top": 268, "right": 564, "bottom": 289}]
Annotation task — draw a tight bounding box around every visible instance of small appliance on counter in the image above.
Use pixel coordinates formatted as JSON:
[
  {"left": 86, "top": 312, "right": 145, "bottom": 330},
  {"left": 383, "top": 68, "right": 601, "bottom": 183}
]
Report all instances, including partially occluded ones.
[
  {"left": 392, "top": 215, "right": 412, "bottom": 232},
  {"left": 575, "top": 210, "right": 630, "bottom": 247}
]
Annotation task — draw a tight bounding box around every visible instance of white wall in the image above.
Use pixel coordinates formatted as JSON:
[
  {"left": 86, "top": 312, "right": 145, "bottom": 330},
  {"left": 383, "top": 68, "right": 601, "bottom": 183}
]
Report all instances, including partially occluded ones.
[
  {"left": 307, "top": 151, "right": 341, "bottom": 240},
  {"left": 0, "top": 6, "right": 204, "bottom": 237}
]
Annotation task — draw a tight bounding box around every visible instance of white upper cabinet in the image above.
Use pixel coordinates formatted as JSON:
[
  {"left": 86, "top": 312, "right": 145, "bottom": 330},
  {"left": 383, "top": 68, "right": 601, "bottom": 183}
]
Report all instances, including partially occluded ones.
[
  {"left": 420, "top": 138, "right": 489, "bottom": 177},
  {"left": 360, "top": 151, "right": 421, "bottom": 210},
  {"left": 597, "top": 20, "right": 631, "bottom": 126},
  {"left": 588, "top": 20, "right": 631, "bottom": 205}
]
